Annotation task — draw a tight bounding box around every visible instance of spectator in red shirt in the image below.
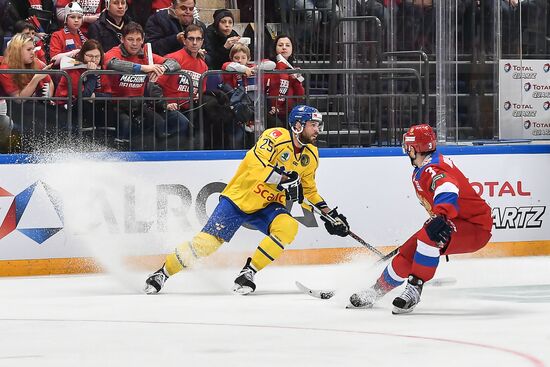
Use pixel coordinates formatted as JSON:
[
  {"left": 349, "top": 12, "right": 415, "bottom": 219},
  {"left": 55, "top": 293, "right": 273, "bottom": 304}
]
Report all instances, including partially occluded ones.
[
  {"left": 155, "top": 24, "right": 234, "bottom": 149},
  {"left": 0, "top": 33, "right": 58, "bottom": 148},
  {"left": 50, "top": 2, "right": 88, "bottom": 65},
  {"left": 56, "top": 0, "right": 102, "bottom": 37},
  {"left": 104, "top": 22, "right": 181, "bottom": 148},
  {"left": 266, "top": 35, "right": 305, "bottom": 128},
  {"left": 55, "top": 39, "right": 113, "bottom": 134}
]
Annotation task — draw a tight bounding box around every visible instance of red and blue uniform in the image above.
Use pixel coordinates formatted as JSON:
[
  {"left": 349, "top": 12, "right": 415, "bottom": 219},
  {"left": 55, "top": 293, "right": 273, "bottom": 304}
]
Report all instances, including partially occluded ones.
[{"left": 380, "top": 151, "right": 493, "bottom": 288}]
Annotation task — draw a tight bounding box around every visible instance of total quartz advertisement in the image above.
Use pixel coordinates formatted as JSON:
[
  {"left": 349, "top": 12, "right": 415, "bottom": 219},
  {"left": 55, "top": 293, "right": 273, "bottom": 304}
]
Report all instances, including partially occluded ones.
[{"left": 499, "top": 59, "right": 550, "bottom": 139}]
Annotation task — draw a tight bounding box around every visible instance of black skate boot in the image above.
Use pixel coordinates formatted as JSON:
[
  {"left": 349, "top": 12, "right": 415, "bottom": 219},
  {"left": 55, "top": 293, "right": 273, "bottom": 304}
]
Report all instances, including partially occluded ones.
[
  {"left": 348, "top": 279, "right": 390, "bottom": 309},
  {"left": 144, "top": 266, "right": 169, "bottom": 295},
  {"left": 392, "top": 275, "right": 424, "bottom": 314},
  {"left": 232, "top": 257, "right": 257, "bottom": 295}
]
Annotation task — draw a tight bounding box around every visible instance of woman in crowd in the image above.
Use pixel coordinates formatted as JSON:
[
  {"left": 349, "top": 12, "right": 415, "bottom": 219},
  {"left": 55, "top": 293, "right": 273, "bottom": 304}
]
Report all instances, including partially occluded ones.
[
  {"left": 0, "top": 33, "right": 59, "bottom": 148},
  {"left": 54, "top": 38, "right": 112, "bottom": 136},
  {"left": 204, "top": 8, "right": 241, "bottom": 70},
  {"left": 266, "top": 34, "right": 305, "bottom": 128}
]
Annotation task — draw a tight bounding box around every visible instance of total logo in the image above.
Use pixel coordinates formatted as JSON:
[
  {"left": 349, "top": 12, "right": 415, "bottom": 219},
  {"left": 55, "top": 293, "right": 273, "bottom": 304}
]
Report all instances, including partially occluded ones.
[
  {"left": 504, "top": 63, "right": 512, "bottom": 72},
  {"left": 503, "top": 101, "right": 512, "bottom": 110},
  {"left": 544, "top": 101, "right": 550, "bottom": 110},
  {"left": 0, "top": 181, "right": 63, "bottom": 244},
  {"left": 524, "top": 82, "right": 532, "bottom": 91},
  {"left": 524, "top": 120, "right": 531, "bottom": 129},
  {"left": 544, "top": 63, "right": 550, "bottom": 73}
]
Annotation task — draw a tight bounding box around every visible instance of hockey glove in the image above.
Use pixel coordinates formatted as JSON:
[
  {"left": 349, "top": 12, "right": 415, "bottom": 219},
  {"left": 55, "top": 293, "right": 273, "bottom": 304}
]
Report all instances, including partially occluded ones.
[
  {"left": 321, "top": 208, "right": 350, "bottom": 237},
  {"left": 280, "top": 171, "right": 304, "bottom": 204},
  {"left": 425, "top": 215, "right": 456, "bottom": 247}
]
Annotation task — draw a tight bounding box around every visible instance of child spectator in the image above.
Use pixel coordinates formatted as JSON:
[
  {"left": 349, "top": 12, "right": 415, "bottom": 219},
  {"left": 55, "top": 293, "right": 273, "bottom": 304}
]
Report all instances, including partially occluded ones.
[
  {"left": 13, "top": 20, "right": 47, "bottom": 64},
  {"left": 50, "top": 2, "right": 87, "bottom": 65},
  {"left": 221, "top": 43, "right": 275, "bottom": 147},
  {"left": 266, "top": 34, "right": 305, "bottom": 127},
  {"left": 56, "top": 0, "right": 102, "bottom": 36},
  {"left": 54, "top": 39, "right": 112, "bottom": 134},
  {"left": 204, "top": 9, "right": 240, "bottom": 70}
]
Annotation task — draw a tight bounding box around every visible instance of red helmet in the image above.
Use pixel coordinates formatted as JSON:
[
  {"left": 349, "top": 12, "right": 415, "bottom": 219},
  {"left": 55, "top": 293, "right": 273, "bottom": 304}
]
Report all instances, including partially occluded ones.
[{"left": 402, "top": 124, "right": 436, "bottom": 154}]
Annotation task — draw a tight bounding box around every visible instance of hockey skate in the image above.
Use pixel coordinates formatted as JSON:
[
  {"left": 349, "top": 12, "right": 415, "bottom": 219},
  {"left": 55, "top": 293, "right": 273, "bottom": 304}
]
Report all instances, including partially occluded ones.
[
  {"left": 392, "top": 275, "right": 424, "bottom": 314},
  {"left": 232, "top": 257, "right": 257, "bottom": 295},
  {"left": 348, "top": 282, "right": 388, "bottom": 309},
  {"left": 144, "top": 266, "right": 169, "bottom": 295}
]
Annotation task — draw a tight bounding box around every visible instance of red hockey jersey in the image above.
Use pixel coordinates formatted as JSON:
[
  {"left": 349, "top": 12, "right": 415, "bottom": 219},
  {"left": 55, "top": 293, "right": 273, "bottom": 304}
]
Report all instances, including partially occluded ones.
[
  {"left": 104, "top": 46, "right": 165, "bottom": 97},
  {"left": 412, "top": 151, "right": 492, "bottom": 231},
  {"left": 156, "top": 49, "right": 207, "bottom": 106}
]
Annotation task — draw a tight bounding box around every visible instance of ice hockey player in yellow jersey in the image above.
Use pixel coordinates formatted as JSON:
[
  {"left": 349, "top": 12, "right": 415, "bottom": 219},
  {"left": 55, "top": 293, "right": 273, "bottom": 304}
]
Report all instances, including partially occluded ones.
[{"left": 144, "top": 105, "right": 350, "bottom": 295}]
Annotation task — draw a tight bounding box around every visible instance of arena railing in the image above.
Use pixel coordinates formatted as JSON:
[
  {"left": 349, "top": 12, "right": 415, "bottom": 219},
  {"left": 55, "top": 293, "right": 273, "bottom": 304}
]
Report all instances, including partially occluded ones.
[
  {"left": 76, "top": 70, "right": 195, "bottom": 152},
  {"left": 0, "top": 69, "right": 72, "bottom": 153},
  {"left": 198, "top": 67, "right": 424, "bottom": 149}
]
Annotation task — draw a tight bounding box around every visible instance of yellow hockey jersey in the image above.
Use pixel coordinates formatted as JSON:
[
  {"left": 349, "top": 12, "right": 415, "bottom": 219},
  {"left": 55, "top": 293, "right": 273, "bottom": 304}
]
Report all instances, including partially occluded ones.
[{"left": 221, "top": 128, "right": 325, "bottom": 213}]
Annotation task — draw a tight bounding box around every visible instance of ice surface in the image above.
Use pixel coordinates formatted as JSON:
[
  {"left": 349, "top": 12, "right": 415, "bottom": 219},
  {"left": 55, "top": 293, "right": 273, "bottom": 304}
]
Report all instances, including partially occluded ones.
[{"left": 0, "top": 256, "right": 549, "bottom": 367}]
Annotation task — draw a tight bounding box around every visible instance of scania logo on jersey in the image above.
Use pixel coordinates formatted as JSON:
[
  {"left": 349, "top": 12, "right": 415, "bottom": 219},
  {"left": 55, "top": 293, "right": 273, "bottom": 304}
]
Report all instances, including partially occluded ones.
[
  {"left": 504, "top": 63, "right": 512, "bottom": 72},
  {"left": 492, "top": 206, "right": 545, "bottom": 229},
  {"left": 252, "top": 183, "right": 285, "bottom": 204},
  {"left": 0, "top": 181, "right": 63, "bottom": 244},
  {"left": 503, "top": 101, "right": 512, "bottom": 110}
]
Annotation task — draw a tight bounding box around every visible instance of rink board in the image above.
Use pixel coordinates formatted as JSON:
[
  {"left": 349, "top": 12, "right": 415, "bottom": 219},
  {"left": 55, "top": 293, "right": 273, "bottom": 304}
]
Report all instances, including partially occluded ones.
[{"left": 0, "top": 145, "right": 549, "bottom": 276}]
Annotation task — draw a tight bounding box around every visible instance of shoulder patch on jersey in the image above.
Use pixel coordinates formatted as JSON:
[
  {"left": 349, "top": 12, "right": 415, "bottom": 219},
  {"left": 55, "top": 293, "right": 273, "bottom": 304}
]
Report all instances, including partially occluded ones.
[
  {"left": 430, "top": 173, "right": 445, "bottom": 191},
  {"left": 300, "top": 154, "right": 310, "bottom": 167},
  {"left": 270, "top": 129, "right": 283, "bottom": 139}
]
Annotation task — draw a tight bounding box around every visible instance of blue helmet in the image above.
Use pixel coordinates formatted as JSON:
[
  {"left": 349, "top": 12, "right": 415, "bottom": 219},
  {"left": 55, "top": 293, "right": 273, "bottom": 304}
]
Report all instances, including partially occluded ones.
[{"left": 288, "top": 105, "right": 323, "bottom": 129}]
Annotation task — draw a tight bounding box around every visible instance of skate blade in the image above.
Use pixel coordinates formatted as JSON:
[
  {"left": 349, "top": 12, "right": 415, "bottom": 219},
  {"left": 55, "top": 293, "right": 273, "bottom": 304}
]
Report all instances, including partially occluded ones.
[
  {"left": 346, "top": 303, "right": 373, "bottom": 309},
  {"left": 232, "top": 284, "right": 254, "bottom": 295},
  {"left": 392, "top": 306, "right": 416, "bottom": 315},
  {"left": 143, "top": 284, "right": 159, "bottom": 295}
]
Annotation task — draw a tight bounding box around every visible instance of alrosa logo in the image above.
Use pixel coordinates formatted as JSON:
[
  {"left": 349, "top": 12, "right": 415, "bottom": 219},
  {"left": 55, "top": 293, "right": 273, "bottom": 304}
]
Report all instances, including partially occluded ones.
[{"left": 0, "top": 181, "right": 63, "bottom": 244}]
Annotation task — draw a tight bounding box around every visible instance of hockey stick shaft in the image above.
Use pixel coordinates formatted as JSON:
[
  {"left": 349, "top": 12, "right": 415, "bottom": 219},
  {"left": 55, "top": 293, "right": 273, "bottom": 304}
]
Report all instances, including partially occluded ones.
[{"left": 305, "top": 200, "right": 387, "bottom": 259}]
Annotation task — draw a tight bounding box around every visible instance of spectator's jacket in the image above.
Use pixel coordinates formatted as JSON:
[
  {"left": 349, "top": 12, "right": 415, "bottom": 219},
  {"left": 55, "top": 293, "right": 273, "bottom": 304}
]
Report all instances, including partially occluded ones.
[
  {"left": 104, "top": 44, "right": 167, "bottom": 97},
  {"left": 156, "top": 48, "right": 207, "bottom": 106},
  {"left": 88, "top": 11, "right": 132, "bottom": 54},
  {"left": 267, "top": 58, "right": 305, "bottom": 116},
  {"left": 54, "top": 67, "right": 112, "bottom": 103},
  {"left": 0, "top": 60, "right": 52, "bottom": 97},
  {"left": 204, "top": 25, "right": 239, "bottom": 70},
  {"left": 144, "top": 8, "right": 207, "bottom": 56},
  {"left": 49, "top": 27, "right": 87, "bottom": 59}
]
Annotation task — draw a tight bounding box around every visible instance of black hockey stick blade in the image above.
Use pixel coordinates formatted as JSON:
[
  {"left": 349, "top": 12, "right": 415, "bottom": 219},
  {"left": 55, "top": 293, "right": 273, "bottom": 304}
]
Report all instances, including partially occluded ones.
[{"left": 295, "top": 281, "right": 335, "bottom": 299}]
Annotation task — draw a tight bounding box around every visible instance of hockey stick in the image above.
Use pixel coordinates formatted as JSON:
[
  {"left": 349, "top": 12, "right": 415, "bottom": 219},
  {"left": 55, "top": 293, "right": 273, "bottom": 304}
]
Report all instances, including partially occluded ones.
[
  {"left": 298, "top": 202, "right": 455, "bottom": 299},
  {"left": 305, "top": 200, "right": 388, "bottom": 259},
  {"left": 295, "top": 277, "right": 458, "bottom": 300}
]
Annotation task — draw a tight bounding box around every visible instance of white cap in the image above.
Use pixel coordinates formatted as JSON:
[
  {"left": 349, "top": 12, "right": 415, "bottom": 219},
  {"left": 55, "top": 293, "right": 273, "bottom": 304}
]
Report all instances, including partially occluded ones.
[{"left": 64, "top": 2, "right": 84, "bottom": 23}]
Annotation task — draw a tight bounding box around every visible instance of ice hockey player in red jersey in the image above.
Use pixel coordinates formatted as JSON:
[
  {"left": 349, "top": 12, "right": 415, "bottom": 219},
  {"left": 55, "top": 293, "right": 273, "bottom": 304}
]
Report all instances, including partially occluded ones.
[{"left": 348, "top": 124, "right": 493, "bottom": 314}]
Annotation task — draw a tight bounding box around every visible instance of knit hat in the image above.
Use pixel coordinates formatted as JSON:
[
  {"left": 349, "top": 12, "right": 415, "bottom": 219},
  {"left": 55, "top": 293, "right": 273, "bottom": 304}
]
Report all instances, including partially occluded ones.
[
  {"left": 213, "top": 9, "right": 234, "bottom": 28},
  {"left": 64, "top": 2, "right": 84, "bottom": 22}
]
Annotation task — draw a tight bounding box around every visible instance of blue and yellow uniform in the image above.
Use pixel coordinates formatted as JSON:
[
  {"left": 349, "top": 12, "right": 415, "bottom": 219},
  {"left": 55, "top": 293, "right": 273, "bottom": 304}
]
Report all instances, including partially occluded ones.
[{"left": 163, "top": 127, "right": 326, "bottom": 276}]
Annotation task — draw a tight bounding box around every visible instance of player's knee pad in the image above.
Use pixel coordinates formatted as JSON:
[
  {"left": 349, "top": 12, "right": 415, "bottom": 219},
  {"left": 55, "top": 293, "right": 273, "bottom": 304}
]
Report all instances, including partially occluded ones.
[{"left": 269, "top": 214, "right": 298, "bottom": 245}]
